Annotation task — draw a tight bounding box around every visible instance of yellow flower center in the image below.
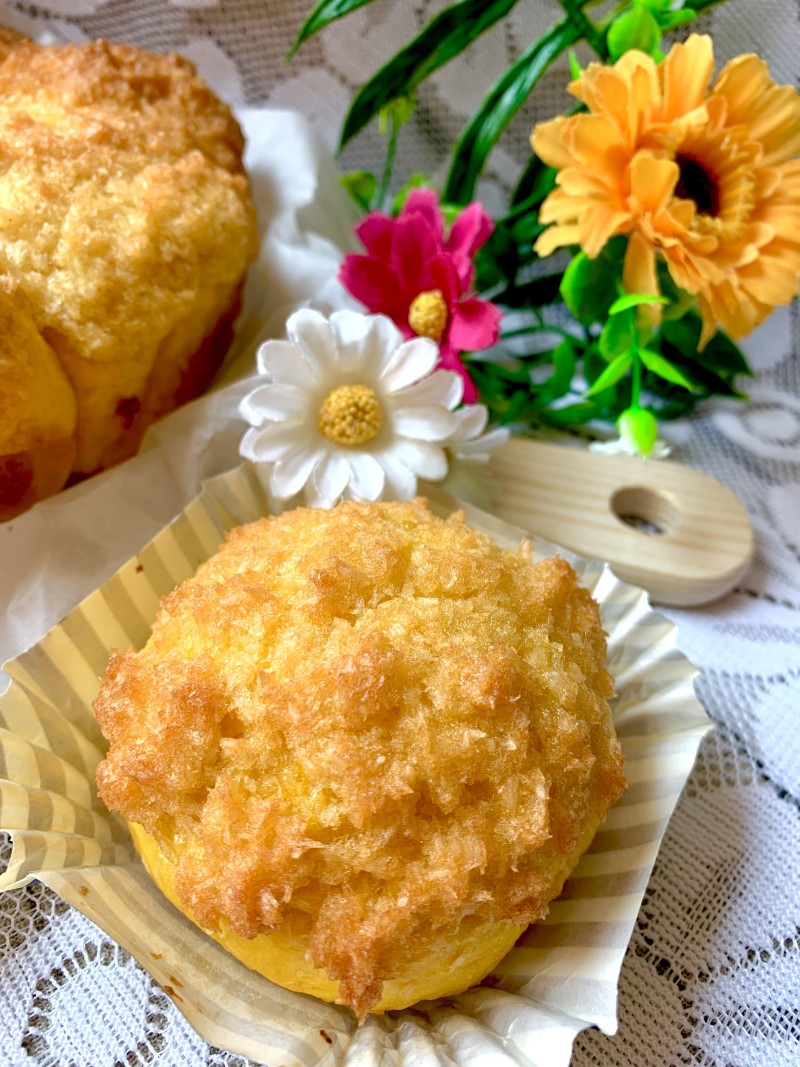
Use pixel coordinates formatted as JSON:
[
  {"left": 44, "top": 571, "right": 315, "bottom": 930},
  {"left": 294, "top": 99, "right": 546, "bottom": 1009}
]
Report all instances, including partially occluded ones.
[
  {"left": 408, "top": 289, "right": 448, "bottom": 342},
  {"left": 318, "top": 383, "right": 383, "bottom": 446}
]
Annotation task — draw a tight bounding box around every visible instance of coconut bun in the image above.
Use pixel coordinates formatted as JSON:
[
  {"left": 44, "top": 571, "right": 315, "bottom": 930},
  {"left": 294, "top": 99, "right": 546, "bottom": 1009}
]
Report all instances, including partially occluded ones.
[
  {"left": 94, "top": 499, "right": 625, "bottom": 1020},
  {"left": 0, "top": 36, "right": 257, "bottom": 520}
]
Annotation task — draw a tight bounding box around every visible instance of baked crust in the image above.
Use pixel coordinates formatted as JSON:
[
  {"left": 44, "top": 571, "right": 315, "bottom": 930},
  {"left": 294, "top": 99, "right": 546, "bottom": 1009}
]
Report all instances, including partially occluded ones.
[
  {"left": 0, "top": 276, "right": 77, "bottom": 519},
  {"left": 95, "top": 500, "right": 625, "bottom": 1018},
  {"left": 0, "top": 37, "right": 258, "bottom": 517}
]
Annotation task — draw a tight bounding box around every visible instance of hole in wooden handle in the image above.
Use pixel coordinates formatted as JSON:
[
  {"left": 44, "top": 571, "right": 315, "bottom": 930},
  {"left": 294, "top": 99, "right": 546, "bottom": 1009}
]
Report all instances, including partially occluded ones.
[{"left": 611, "top": 486, "right": 679, "bottom": 537}]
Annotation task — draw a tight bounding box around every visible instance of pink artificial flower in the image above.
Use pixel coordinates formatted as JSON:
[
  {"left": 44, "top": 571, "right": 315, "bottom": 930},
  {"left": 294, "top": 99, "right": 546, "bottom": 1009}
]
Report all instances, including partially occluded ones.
[{"left": 339, "top": 188, "right": 501, "bottom": 404}]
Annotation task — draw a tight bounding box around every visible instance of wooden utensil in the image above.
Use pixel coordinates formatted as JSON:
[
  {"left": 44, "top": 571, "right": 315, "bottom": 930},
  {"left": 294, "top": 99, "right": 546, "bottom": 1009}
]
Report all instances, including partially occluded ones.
[{"left": 489, "top": 438, "right": 753, "bottom": 607}]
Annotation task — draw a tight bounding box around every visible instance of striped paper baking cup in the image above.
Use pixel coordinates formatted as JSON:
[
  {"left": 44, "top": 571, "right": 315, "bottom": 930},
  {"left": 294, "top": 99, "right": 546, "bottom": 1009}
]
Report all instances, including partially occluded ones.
[{"left": 0, "top": 462, "right": 711, "bottom": 1067}]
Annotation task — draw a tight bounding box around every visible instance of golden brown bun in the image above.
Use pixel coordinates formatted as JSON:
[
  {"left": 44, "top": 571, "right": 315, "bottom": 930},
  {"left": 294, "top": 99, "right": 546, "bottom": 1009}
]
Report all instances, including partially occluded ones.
[
  {"left": 0, "top": 26, "right": 26, "bottom": 63},
  {"left": 129, "top": 819, "right": 527, "bottom": 1012},
  {"left": 0, "top": 37, "right": 258, "bottom": 521},
  {"left": 95, "top": 500, "right": 625, "bottom": 1020},
  {"left": 0, "top": 277, "right": 77, "bottom": 519}
]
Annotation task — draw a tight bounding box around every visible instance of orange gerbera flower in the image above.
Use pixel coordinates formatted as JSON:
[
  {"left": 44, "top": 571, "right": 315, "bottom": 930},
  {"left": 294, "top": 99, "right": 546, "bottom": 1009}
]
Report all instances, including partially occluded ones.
[{"left": 532, "top": 35, "right": 800, "bottom": 346}]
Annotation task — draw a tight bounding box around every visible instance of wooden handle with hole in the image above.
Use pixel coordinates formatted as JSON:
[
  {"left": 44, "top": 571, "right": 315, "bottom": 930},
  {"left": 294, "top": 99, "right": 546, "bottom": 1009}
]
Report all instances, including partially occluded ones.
[{"left": 489, "top": 438, "right": 753, "bottom": 607}]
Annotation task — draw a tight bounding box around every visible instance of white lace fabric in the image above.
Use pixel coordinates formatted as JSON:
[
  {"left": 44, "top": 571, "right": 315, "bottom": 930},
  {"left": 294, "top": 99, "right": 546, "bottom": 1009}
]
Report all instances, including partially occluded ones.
[{"left": 0, "top": 1, "right": 798, "bottom": 1065}]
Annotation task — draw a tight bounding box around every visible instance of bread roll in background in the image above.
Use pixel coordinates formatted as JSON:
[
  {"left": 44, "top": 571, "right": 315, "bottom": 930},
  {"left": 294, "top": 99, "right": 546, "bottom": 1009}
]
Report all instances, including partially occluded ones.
[
  {"left": 0, "top": 34, "right": 258, "bottom": 521},
  {"left": 94, "top": 499, "right": 626, "bottom": 1021}
]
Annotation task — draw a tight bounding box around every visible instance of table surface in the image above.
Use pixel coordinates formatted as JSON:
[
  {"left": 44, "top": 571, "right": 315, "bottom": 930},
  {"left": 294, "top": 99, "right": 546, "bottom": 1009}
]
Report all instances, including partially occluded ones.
[{"left": 1, "top": 2, "right": 798, "bottom": 1066}]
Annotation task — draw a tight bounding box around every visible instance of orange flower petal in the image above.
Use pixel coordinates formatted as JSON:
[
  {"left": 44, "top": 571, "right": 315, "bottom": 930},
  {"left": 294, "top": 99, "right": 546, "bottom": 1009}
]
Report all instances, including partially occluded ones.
[
  {"left": 629, "top": 154, "right": 679, "bottom": 215},
  {"left": 570, "top": 115, "right": 627, "bottom": 175},
  {"left": 714, "top": 56, "right": 800, "bottom": 165},
  {"left": 624, "top": 233, "right": 653, "bottom": 292},
  {"left": 713, "top": 54, "right": 770, "bottom": 117},
  {"left": 697, "top": 295, "right": 719, "bottom": 349},
  {"left": 573, "top": 64, "right": 630, "bottom": 130},
  {"left": 740, "top": 257, "right": 800, "bottom": 305},
  {"left": 538, "top": 187, "right": 583, "bottom": 224},
  {"left": 558, "top": 169, "right": 617, "bottom": 199},
  {"left": 623, "top": 231, "right": 662, "bottom": 329},
  {"left": 534, "top": 224, "right": 580, "bottom": 257},
  {"left": 531, "top": 116, "right": 575, "bottom": 169},
  {"left": 776, "top": 159, "right": 800, "bottom": 197},
  {"left": 627, "top": 61, "right": 660, "bottom": 146},
  {"left": 660, "top": 35, "right": 715, "bottom": 122},
  {"left": 702, "top": 280, "right": 761, "bottom": 341},
  {"left": 580, "top": 205, "right": 631, "bottom": 258}
]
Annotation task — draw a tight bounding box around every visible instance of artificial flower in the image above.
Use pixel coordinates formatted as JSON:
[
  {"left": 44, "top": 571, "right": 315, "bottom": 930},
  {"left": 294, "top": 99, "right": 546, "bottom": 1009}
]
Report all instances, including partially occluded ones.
[
  {"left": 589, "top": 407, "right": 671, "bottom": 459},
  {"left": 588, "top": 435, "right": 671, "bottom": 460},
  {"left": 446, "top": 404, "right": 510, "bottom": 463},
  {"left": 239, "top": 309, "right": 463, "bottom": 506},
  {"left": 339, "top": 188, "right": 502, "bottom": 403},
  {"left": 532, "top": 34, "right": 800, "bottom": 346},
  {"left": 439, "top": 405, "right": 511, "bottom": 508}
]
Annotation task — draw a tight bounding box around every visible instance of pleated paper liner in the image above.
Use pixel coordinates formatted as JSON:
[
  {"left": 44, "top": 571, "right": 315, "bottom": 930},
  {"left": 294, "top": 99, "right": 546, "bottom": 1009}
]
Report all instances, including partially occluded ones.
[{"left": 0, "top": 462, "right": 711, "bottom": 1067}]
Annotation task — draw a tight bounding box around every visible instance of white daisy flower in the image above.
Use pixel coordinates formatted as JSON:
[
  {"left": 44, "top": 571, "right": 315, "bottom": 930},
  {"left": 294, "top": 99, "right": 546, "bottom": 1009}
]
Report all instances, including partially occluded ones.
[
  {"left": 239, "top": 309, "right": 463, "bottom": 506},
  {"left": 439, "top": 405, "right": 509, "bottom": 509},
  {"left": 446, "top": 405, "right": 510, "bottom": 462}
]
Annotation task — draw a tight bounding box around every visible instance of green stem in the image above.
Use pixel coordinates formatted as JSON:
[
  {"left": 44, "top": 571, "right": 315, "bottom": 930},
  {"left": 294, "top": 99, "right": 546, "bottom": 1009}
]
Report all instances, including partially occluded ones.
[
  {"left": 377, "top": 117, "right": 399, "bottom": 210},
  {"left": 557, "top": 0, "right": 608, "bottom": 57},
  {"left": 631, "top": 350, "right": 642, "bottom": 408}
]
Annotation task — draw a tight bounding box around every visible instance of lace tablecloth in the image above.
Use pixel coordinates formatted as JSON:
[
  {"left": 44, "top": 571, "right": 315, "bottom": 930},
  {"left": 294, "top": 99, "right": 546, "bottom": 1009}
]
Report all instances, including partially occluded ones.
[{"left": 1, "top": 1, "right": 798, "bottom": 1065}]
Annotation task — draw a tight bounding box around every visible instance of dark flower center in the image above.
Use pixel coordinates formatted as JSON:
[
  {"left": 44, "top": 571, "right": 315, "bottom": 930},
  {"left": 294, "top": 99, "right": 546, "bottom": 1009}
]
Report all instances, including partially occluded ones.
[{"left": 674, "top": 154, "right": 720, "bottom": 217}]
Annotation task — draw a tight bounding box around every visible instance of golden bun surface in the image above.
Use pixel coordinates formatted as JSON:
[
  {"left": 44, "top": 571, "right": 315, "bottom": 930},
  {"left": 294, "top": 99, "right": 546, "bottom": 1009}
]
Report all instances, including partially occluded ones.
[
  {"left": 95, "top": 500, "right": 625, "bottom": 1019},
  {"left": 129, "top": 819, "right": 527, "bottom": 1013},
  {"left": 0, "top": 36, "right": 258, "bottom": 520}
]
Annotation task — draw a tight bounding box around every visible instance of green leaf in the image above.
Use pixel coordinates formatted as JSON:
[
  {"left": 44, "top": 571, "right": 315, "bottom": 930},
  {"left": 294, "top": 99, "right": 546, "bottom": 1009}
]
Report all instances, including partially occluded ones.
[
  {"left": 535, "top": 339, "right": 577, "bottom": 406},
  {"left": 471, "top": 357, "right": 532, "bottom": 386},
  {"left": 443, "top": 16, "right": 582, "bottom": 204},
  {"left": 586, "top": 352, "right": 632, "bottom": 396},
  {"left": 340, "top": 170, "right": 378, "bottom": 212},
  {"left": 539, "top": 401, "right": 605, "bottom": 426},
  {"left": 507, "top": 214, "right": 546, "bottom": 244},
  {"left": 638, "top": 348, "right": 696, "bottom": 391},
  {"left": 660, "top": 314, "right": 754, "bottom": 376},
  {"left": 340, "top": 0, "right": 519, "bottom": 148},
  {"left": 618, "top": 407, "right": 659, "bottom": 457},
  {"left": 606, "top": 7, "right": 661, "bottom": 60},
  {"left": 500, "top": 387, "right": 535, "bottom": 424},
  {"left": 599, "top": 309, "right": 637, "bottom": 359},
  {"left": 289, "top": 0, "right": 378, "bottom": 58},
  {"left": 608, "top": 292, "right": 669, "bottom": 315},
  {"left": 700, "top": 330, "right": 755, "bottom": 378},
  {"left": 658, "top": 10, "right": 697, "bottom": 30},
  {"left": 560, "top": 250, "right": 618, "bottom": 326},
  {"left": 378, "top": 95, "right": 416, "bottom": 133},
  {"left": 568, "top": 48, "right": 582, "bottom": 80},
  {"left": 660, "top": 354, "right": 746, "bottom": 400}
]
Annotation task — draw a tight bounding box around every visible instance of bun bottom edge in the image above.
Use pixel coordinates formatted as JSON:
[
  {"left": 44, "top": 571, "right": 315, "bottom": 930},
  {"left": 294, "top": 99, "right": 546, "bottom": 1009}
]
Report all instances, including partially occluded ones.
[{"left": 127, "top": 820, "right": 527, "bottom": 1015}]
